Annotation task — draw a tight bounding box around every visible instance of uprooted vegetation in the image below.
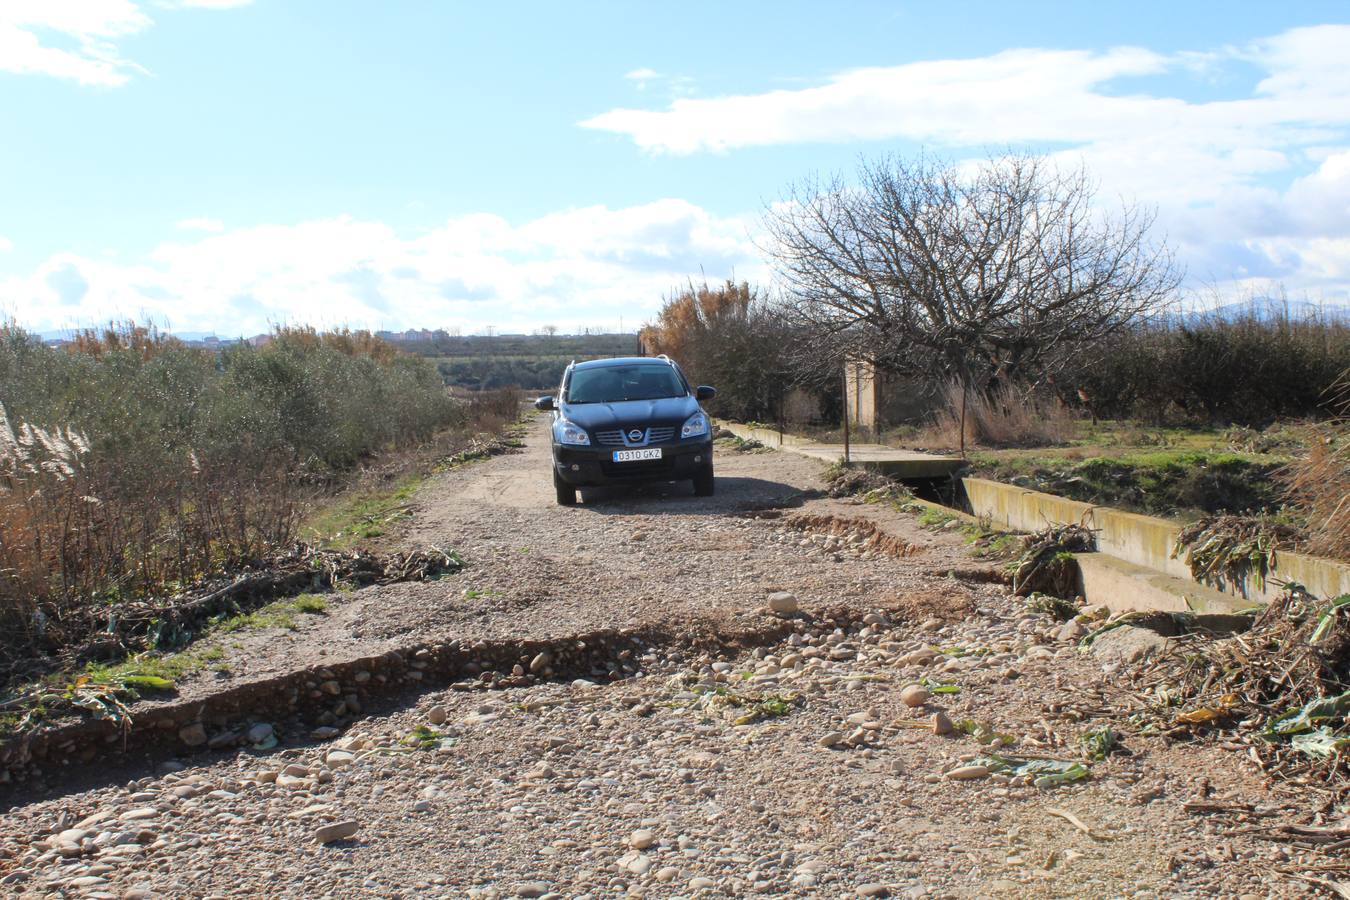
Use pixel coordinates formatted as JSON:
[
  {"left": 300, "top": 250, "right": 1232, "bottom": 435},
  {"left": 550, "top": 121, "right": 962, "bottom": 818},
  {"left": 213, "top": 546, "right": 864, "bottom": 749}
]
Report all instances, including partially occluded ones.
[
  {"left": 820, "top": 460, "right": 914, "bottom": 503},
  {"left": 1011, "top": 523, "right": 1096, "bottom": 598},
  {"left": 1135, "top": 585, "right": 1350, "bottom": 792},
  {"left": 3, "top": 546, "right": 461, "bottom": 680},
  {"left": 0, "top": 321, "right": 521, "bottom": 686},
  {"left": 712, "top": 428, "right": 772, "bottom": 454},
  {"left": 1171, "top": 514, "right": 1304, "bottom": 591}
]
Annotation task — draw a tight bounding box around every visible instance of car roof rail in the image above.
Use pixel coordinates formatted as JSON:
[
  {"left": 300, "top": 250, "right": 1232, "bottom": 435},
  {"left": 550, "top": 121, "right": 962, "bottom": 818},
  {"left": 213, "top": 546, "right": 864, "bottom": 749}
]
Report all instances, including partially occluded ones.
[{"left": 656, "top": 354, "right": 671, "bottom": 362}]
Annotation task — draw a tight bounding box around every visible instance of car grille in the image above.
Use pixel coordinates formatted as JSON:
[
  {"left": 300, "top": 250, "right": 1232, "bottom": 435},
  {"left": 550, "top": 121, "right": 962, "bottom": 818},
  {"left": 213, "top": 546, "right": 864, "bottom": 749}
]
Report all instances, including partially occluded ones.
[{"left": 595, "top": 427, "right": 677, "bottom": 446}]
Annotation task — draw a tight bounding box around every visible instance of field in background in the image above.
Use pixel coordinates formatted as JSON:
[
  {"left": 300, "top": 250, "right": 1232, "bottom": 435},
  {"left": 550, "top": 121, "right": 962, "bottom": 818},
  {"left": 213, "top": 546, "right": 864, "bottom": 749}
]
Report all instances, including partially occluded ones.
[{"left": 392, "top": 332, "right": 640, "bottom": 391}]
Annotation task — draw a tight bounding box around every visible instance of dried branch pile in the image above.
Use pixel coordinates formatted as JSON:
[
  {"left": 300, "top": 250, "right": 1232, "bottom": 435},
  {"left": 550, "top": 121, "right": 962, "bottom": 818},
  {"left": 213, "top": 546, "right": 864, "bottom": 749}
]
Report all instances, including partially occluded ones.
[
  {"left": 1011, "top": 523, "right": 1096, "bottom": 598},
  {"left": 1141, "top": 584, "right": 1350, "bottom": 789},
  {"left": 820, "top": 463, "right": 911, "bottom": 502},
  {"left": 1172, "top": 514, "right": 1303, "bottom": 592}
]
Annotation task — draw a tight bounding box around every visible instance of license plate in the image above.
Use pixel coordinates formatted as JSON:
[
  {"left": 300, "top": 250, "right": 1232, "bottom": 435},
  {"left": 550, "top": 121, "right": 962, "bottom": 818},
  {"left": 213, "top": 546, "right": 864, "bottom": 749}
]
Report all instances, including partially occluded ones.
[{"left": 613, "top": 448, "right": 663, "bottom": 462}]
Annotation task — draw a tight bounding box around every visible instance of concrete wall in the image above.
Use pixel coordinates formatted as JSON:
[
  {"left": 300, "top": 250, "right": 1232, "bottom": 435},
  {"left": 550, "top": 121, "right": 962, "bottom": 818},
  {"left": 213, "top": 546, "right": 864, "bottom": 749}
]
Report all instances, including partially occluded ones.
[
  {"left": 845, "top": 359, "right": 882, "bottom": 429},
  {"left": 963, "top": 476, "right": 1350, "bottom": 605}
]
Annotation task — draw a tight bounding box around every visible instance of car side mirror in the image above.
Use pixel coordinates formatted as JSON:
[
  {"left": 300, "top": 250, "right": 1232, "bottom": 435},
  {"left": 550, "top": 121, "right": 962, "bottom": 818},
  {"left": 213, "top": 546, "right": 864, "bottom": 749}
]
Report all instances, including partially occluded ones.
[
  {"left": 695, "top": 385, "right": 717, "bottom": 401},
  {"left": 534, "top": 396, "right": 556, "bottom": 411}
]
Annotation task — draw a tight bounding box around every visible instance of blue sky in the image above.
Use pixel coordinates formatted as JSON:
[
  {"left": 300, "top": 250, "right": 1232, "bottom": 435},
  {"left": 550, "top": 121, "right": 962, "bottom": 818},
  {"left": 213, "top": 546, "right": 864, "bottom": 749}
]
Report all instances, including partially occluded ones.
[{"left": 2, "top": 1, "right": 1348, "bottom": 336}]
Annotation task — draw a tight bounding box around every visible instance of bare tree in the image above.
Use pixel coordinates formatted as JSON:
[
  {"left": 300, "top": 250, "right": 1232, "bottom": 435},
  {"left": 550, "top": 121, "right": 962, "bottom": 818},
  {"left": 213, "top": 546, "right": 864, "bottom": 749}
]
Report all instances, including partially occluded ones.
[{"left": 763, "top": 153, "right": 1180, "bottom": 452}]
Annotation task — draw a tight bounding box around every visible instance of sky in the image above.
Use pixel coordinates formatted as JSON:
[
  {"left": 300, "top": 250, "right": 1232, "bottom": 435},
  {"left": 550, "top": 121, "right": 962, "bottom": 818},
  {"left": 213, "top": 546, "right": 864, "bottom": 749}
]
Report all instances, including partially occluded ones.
[{"left": 1, "top": 1, "right": 1348, "bottom": 337}]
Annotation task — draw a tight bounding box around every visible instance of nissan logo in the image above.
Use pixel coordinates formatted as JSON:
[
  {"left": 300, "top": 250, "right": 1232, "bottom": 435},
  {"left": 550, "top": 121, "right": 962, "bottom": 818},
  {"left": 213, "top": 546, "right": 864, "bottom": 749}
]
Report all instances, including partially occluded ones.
[{"left": 628, "top": 429, "right": 644, "bottom": 442}]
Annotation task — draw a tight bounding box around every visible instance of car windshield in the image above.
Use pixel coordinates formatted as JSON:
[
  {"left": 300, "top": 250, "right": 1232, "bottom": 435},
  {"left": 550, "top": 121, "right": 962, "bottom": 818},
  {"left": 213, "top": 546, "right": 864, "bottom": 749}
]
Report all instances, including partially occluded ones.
[{"left": 566, "top": 365, "right": 685, "bottom": 404}]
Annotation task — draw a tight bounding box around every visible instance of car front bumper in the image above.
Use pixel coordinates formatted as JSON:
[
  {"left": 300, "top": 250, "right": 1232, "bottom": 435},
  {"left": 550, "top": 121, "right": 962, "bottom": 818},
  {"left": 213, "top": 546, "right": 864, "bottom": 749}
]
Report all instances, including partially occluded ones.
[{"left": 553, "top": 439, "right": 713, "bottom": 486}]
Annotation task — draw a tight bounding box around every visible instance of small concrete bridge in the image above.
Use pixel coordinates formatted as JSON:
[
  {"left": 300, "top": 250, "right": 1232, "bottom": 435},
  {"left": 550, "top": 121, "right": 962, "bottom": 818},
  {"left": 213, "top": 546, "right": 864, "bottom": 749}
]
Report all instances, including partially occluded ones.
[{"left": 716, "top": 421, "right": 964, "bottom": 479}]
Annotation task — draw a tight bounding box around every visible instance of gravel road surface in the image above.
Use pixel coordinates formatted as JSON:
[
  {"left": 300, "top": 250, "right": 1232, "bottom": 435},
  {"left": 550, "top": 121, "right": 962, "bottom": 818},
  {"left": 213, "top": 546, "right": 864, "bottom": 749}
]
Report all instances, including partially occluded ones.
[{"left": 0, "top": 417, "right": 1323, "bottom": 898}]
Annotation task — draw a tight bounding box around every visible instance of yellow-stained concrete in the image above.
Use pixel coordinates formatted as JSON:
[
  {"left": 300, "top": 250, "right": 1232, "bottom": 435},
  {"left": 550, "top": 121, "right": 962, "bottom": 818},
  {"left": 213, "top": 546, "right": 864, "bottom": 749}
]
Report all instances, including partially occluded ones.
[
  {"left": 965, "top": 477, "right": 1350, "bottom": 605},
  {"left": 1074, "top": 553, "right": 1256, "bottom": 616}
]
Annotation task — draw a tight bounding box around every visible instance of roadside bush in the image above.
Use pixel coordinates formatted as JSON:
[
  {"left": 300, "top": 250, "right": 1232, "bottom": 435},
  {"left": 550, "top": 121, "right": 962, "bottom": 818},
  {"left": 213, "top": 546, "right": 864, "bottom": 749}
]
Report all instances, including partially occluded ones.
[
  {"left": 0, "top": 322, "right": 462, "bottom": 673},
  {"left": 466, "top": 387, "right": 524, "bottom": 435},
  {"left": 640, "top": 280, "right": 837, "bottom": 424},
  {"left": 1060, "top": 306, "right": 1350, "bottom": 426}
]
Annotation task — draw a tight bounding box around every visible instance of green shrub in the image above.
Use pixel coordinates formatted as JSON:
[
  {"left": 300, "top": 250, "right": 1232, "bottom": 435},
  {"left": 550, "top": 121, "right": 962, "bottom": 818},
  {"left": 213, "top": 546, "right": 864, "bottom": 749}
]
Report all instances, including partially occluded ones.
[
  {"left": 1060, "top": 306, "right": 1350, "bottom": 426},
  {"left": 0, "top": 322, "right": 461, "bottom": 674}
]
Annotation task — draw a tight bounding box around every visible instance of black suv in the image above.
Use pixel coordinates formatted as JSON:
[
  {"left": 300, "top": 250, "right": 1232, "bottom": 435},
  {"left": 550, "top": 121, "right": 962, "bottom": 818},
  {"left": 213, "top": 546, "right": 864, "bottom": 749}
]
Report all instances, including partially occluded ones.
[{"left": 534, "top": 356, "right": 717, "bottom": 505}]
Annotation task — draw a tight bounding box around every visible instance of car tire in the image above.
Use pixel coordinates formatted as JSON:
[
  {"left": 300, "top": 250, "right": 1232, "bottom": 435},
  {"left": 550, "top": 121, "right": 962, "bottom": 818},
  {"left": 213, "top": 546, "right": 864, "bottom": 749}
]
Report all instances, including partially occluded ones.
[
  {"left": 554, "top": 471, "right": 577, "bottom": 506},
  {"left": 693, "top": 464, "right": 715, "bottom": 497}
]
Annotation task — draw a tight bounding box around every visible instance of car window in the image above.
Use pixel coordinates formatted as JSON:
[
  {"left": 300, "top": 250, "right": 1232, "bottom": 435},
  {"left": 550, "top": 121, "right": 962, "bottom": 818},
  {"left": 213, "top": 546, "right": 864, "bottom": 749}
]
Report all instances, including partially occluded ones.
[{"left": 565, "top": 365, "right": 686, "bottom": 404}]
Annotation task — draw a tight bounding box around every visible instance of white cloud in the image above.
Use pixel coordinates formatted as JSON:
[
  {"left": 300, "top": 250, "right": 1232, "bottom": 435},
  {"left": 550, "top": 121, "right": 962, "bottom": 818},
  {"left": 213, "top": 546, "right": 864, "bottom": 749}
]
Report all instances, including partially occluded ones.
[
  {"left": 0, "top": 0, "right": 150, "bottom": 86},
  {"left": 619, "top": 66, "right": 694, "bottom": 97},
  {"left": 584, "top": 25, "right": 1350, "bottom": 305},
  {"left": 0, "top": 237, "right": 12, "bottom": 253},
  {"left": 0, "top": 201, "right": 765, "bottom": 335},
  {"left": 0, "top": 0, "right": 252, "bottom": 86},
  {"left": 159, "top": 0, "right": 255, "bottom": 8},
  {"left": 176, "top": 217, "right": 225, "bottom": 233},
  {"left": 585, "top": 27, "right": 1350, "bottom": 160}
]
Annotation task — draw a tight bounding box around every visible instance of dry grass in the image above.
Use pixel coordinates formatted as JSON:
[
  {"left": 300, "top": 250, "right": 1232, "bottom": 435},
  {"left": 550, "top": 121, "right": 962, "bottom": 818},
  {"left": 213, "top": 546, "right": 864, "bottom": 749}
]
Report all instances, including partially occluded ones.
[
  {"left": 1281, "top": 371, "right": 1350, "bottom": 561},
  {"left": 466, "top": 387, "right": 525, "bottom": 436},
  {"left": 913, "top": 381, "right": 1077, "bottom": 450}
]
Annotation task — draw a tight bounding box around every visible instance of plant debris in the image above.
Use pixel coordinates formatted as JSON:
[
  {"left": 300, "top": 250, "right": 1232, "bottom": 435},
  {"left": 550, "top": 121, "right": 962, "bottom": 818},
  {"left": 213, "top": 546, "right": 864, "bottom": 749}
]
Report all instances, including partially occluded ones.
[
  {"left": 1046, "top": 806, "right": 1111, "bottom": 841},
  {"left": 3, "top": 544, "right": 464, "bottom": 694},
  {"left": 954, "top": 718, "right": 1015, "bottom": 747},
  {"left": 0, "top": 672, "right": 175, "bottom": 737},
  {"left": 1024, "top": 591, "right": 1080, "bottom": 621},
  {"left": 1079, "top": 725, "right": 1121, "bottom": 761},
  {"left": 971, "top": 752, "right": 1091, "bottom": 788},
  {"left": 1171, "top": 514, "right": 1301, "bottom": 591},
  {"left": 820, "top": 462, "right": 911, "bottom": 502},
  {"left": 1138, "top": 584, "right": 1350, "bottom": 790},
  {"left": 1011, "top": 523, "right": 1095, "bottom": 597},
  {"left": 688, "top": 686, "right": 800, "bottom": 726}
]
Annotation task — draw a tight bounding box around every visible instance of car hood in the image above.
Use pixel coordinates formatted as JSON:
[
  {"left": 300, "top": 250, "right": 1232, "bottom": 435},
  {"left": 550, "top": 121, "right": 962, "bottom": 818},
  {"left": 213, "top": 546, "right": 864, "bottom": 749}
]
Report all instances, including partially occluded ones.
[{"left": 560, "top": 395, "right": 699, "bottom": 430}]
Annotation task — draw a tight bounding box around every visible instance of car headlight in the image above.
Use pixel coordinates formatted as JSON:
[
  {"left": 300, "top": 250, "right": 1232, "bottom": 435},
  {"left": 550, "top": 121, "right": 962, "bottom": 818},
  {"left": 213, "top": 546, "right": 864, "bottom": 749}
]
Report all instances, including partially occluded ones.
[
  {"left": 682, "top": 411, "right": 709, "bottom": 439},
  {"left": 556, "top": 420, "right": 590, "bottom": 445}
]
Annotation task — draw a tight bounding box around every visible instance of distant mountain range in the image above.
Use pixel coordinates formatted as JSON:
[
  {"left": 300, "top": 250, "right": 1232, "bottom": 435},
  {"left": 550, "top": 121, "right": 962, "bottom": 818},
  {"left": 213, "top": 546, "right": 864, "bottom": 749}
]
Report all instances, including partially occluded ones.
[{"left": 1186, "top": 299, "right": 1350, "bottom": 322}]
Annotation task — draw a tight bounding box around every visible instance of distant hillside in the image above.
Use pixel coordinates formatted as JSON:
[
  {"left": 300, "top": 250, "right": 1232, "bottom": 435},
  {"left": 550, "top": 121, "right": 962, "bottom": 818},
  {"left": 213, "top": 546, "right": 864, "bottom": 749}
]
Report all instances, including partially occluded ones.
[
  {"left": 391, "top": 332, "right": 640, "bottom": 359},
  {"left": 1187, "top": 299, "right": 1350, "bottom": 323},
  {"left": 389, "top": 332, "right": 643, "bottom": 391}
]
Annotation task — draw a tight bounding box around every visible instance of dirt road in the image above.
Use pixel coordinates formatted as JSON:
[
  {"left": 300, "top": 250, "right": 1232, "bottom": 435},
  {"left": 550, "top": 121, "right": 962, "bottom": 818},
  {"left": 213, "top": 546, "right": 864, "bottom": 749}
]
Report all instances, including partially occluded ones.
[{"left": 0, "top": 418, "right": 1320, "bottom": 897}]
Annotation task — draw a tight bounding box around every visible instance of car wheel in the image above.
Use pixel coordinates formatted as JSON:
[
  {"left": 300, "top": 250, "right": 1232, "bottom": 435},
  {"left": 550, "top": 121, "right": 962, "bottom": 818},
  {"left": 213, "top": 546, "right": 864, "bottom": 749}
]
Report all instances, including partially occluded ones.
[
  {"left": 693, "top": 464, "right": 715, "bottom": 497},
  {"left": 554, "top": 471, "right": 577, "bottom": 506}
]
